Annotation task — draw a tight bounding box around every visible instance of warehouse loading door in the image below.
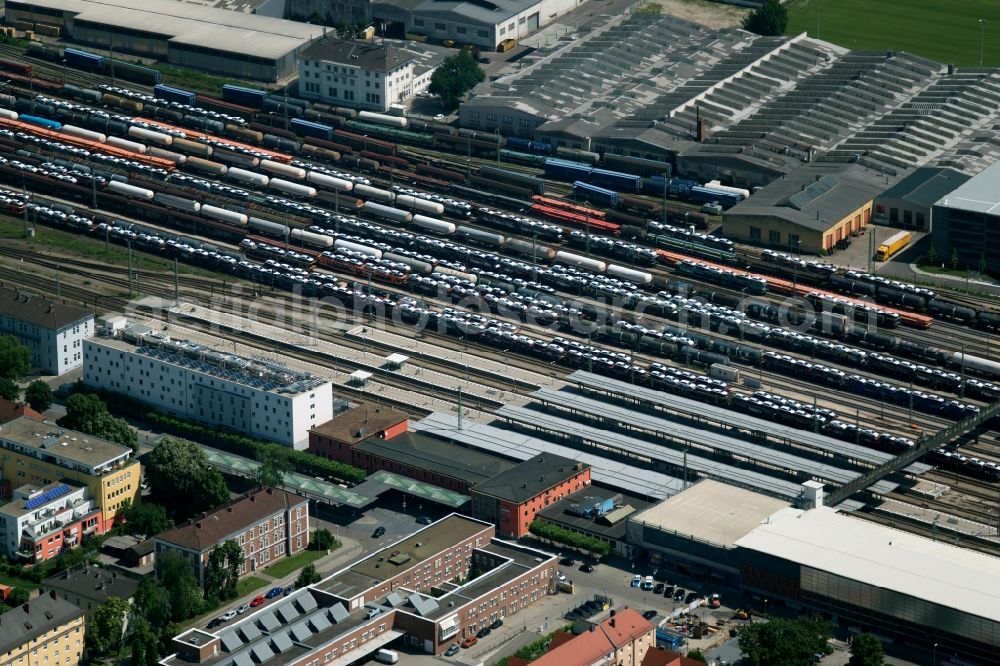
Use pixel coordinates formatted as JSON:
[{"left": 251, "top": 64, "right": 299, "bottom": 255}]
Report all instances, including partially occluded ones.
[{"left": 528, "top": 12, "right": 539, "bottom": 31}]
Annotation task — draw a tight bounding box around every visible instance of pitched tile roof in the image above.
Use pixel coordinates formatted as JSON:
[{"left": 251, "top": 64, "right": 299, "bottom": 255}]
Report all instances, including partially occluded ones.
[
  {"left": 530, "top": 608, "right": 653, "bottom": 666},
  {"left": 154, "top": 488, "right": 307, "bottom": 552},
  {"left": 0, "top": 398, "right": 44, "bottom": 424}
]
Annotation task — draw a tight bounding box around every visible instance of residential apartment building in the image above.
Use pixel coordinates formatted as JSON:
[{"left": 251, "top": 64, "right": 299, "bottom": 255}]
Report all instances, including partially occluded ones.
[
  {"left": 0, "top": 481, "right": 103, "bottom": 562},
  {"left": 42, "top": 563, "right": 139, "bottom": 619},
  {"left": 0, "top": 591, "right": 85, "bottom": 666},
  {"left": 163, "top": 514, "right": 557, "bottom": 666},
  {"left": 152, "top": 488, "right": 309, "bottom": 588},
  {"left": 0, "top": 416, "right": 140, "bottom": 534},
  {"left": 83, "top": 321, "right": 333, "bottom": 449},
  {"left": 298, "top": 39, "right": 424, "bottom": 112},
  {"left": 0, "top": 286, "right": 94, "bottom": 375},
  {"left": 470, "top": 453, "right": 591, "bottom": 538}
]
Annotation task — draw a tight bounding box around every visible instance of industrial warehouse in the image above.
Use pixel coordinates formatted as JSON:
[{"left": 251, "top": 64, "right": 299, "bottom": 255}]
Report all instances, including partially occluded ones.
[{"left": 6, "top": 0, "right": 319, "bottom": 81}]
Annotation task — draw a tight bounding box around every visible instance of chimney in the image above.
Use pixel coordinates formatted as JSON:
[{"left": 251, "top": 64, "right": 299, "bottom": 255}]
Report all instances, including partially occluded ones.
[
  {"left": 610, "top": 609, "right": 616, "bottom": 617},
  {"left": 196, "top": 522, "right": 202, "bottom": 529},
  {"left": 610, "top": 618, "right": 616, "bottom": 628}
]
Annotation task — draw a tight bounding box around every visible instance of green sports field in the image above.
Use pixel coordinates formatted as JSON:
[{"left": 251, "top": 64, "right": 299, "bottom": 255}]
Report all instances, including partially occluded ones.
[{"left": 786, "top": 0, "right": 1000, "bottom": 67}]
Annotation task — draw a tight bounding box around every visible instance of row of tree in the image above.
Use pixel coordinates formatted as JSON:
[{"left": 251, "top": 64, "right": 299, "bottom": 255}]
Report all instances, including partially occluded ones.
[
  {"left": 738, "top": 615, "right": 886, "bottom": 666},
  {"left": 528, "top": 520, "right": 611, "bottom": 557}
]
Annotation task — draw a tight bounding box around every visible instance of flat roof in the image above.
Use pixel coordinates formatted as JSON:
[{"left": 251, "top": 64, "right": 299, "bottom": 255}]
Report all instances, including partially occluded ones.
[
  {"left": 353, "top": 432, "right": 515, "bottom": 485},
  {"left": 412, "top": 0, "right": 538, "bottom": 25},
  {"left": 301, "top": 39, "right": 413, "bottom": 72},
  {"left": 735, "top": 506, "right": 1000, "bottom": 623},
  {"left": 935, "top": 160, "right": 1000, "bottom": 215},
  {"left": 13, "top": 0, "right": 317, "bottom": 60},
  {"left": 538, "top": 486, "right": 651, "bottom": 543},
  {"left": 0, "top": 285, "right": 93, "bottom": 331},
  {"left": 0, "top": 416, "right": 132, "bottom": 471},
  {"left": 310, "top": 404, "right": 408, "bottom": 445},
  {"left": 471, "top": 451, "right": 588, "bottom": 503},
  {"left": 629, "top": 479, "right": 788, "bottom": 549},
  {"left": 352, "top": 470, "right": 470, "bottom": 509}
]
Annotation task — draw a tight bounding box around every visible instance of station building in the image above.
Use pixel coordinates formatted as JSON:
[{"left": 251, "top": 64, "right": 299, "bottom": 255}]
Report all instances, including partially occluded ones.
[
  {"left": 721, "top": 165, "right": 883, "bottom": 254},
  {"left": 163, "top": 514, "right": 557, "bottom": 665},
  {"left": 469, "top": 452, "right": 591, "bottom": 539},
  {"left": 308, "top": 403, "right": 408, "bottom": 464},
  {"left": 84, "top": 318, "right": 333, "bottom": 449},
  {"left": 153, "top": 488, "right": 310, "bottom": 589},
  {"left": 0, "top": 285, "right": 93, "bottom": 376},
  {"left": 0, "top": 416, "right": 140, "bottom": 536},
  {"left": 7, "top": 0, "right": 318, "bottom": 81},
  {"left": 735, "top": 504, "right": 1000, "bottom": 663},
  {"left": 932, "top": 160, "right": 1000, "bottom": 276}
]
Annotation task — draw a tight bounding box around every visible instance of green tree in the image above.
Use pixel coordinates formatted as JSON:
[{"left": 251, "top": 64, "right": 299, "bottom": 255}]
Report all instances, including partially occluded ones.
[
  {"left": 134, "top": 579, "right": 172, "bottom": 633},
  {"left": 156, "top": 550, "right": 204, "bottom": 621},
  {"left": 429, "top": 50, "right": 485, "bottom": 110},
  {"left": 951, "top": 247, "right": 959, "bottom": 271},
  {"left": 205, "top": 540, "right": 242, "bottom": 600},
  {"left": 742, "top": 0, "right": 788, "bottom": 36},
  {"left": 926, "top": 244, "right": 938, "bottom": 266},
  {"left": 89, "top": 596, "right": 131, "bottom": 655},
  {"left": 0, "top": 336, "right": 31, "bottom": 380},
  {"left": 980, "top": 252, "right": 988, "bottom": 276},
  {"left": 686, "top": 648, "right": 707, "bottom": 662},
  {"left": 295, "top": 562, "right": 321, "bottom": 588},
  {"left": 312, "top": 528, "right": 336, "bottom": 551},
  {"left": 61, "top": 393, "right": 138, "bottom": 451},
  {"left": 256, "top": 448, "right": 291, "bottom": 489},
  {"left": 739, "top": 616, "right": 831, "bottom": 666},
  {"left": 7, "top": 587, "right": 30, "bottom": 607},
  {"left": 124, "top": 501, "right": 173, "bottom": 536},
  {"left": 849, "top": 633, "right": 885, "bottom": 666},
  {"left": 0, "top": 377, "right": 19, "bottom": 402},
  {"left": 131, "top": 636, "right": 146, "bottom": 666},
  {"left": 23, "top": 380, "right": 52, "bottom": 412},
  {"left": 145, "top": 438, "right": 230, "bottom": 520}
]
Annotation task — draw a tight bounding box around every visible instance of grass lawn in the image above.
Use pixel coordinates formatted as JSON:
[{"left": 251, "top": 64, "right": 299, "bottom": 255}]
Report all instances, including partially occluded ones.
[
  {"left": 0, "top": 572, "right": 40, "bottom": 591},
  {"left": 786, "top": 0, "right": 1000, "bottom": 67},
  {"left": 264, "top": 549, "right": 326, "bottom": 579},
  {"left": 235, "top": 575, "right": 270, "bottom": 598}
]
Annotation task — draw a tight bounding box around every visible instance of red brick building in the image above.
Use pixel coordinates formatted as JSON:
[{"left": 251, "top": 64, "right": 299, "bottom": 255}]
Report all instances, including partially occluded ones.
[
  {"left": 152, "top": 488, "right": 309, "bottom": 588},
  {"left": 470, "top": 453, "right": 591, "bottom": 539},
  {"left": 0, "top": 398, "right": 43, "bottom": 424},
  {"left": 308, "top": 404, "right": 408, "bottom": 464}
]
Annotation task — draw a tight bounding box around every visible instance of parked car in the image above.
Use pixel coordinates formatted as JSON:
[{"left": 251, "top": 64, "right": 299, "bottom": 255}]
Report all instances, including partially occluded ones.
[
  {"left": 641, "top": 576, "right": 654, "bottom": 591},
  {"left": 444, "top": 644, "right": 461, "bottom": 657},
  {"left": 476, "top": 627, "right": 491, "bottom": 638},
  {"left": 416, "top": 516, "right": 433, "bottom": 525},
  {"left": 556, "top": 571, "right": 567, "bottom": 582},
  {"left": 653, "top": 583, "right": 665, "bottom": 595},
  {"left": 237, "top": 604, "right": 250, "bottom": 614},
  {"left": 207, "top": 618, "right": 223, "bottom": 628},
  {"left": 664, "top": 585, "right": 675, "bottom": 597},
  {"left": 491, "top": 618, "right": 503, "bottom": 629},
  {"left": 372, "top": 526, "right": 386, "bottom": 538},
  {"left": 685, "top": 592, "right": 700, "bottom": 604},
  {"left": 673, "top": 589, "right": 685, "bottom": 602},
  {"left": 642, "top": 610, "right": 657, "bottom": 621},
  {"left": 631, "top": 575, "right": 642, "bottom": 588},
  {"left": 250, "top": 595, "right": 265, "bottom": 607},
  {"left": 580, "top": 563, "right": 594, "bottom": 573},
  {"left": 283, "top": 585, "right": 295, "bottom": 596},
  {"left": 221, "top": 609, "right": 237, "bottom": 622},
  {"left": 461, "top": 635, "right": 478, "bottom": 649},
  {"left": 559, "top": 557, "right": 576, "bottom": 567},
  {"left": 265, "top": 587, "right": 284, "bottom": 599}
]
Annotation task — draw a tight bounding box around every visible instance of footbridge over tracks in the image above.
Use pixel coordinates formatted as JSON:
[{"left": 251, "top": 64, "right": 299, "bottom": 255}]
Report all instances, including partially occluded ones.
[{"left": 822, "top": 400, "right": 1000, "bottom": 508}]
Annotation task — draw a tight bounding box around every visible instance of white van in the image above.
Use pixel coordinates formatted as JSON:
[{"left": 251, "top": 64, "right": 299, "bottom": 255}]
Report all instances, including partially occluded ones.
[{"left": 374, "top": 649, "right": 399, "bottom": 664}]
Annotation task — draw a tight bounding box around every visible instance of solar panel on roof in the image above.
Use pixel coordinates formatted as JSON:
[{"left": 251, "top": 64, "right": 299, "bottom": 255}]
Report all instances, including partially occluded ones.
[
  {"left": 25, "top": 484, "right": 71, "bottom": 510},
  {"left": 250, "top": 642, "right": 275, "bottom": 663}
]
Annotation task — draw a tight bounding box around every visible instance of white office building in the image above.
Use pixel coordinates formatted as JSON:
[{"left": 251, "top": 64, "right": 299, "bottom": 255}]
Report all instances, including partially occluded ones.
[
  {"left": 0, "top": 481, "right": 101, "bottom": 561},
  {"left": 0, "top": 286, "right": 94, "bottom": 376},
  {"left": 83, "top": 322, "right": 333, "bottom": 449},
  {"left": 299, "top": 39, "right": 423, "bottom": 112}
]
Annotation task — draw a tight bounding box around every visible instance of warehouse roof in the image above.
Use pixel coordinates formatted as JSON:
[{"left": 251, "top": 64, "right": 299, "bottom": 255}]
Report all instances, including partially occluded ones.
[
  {"left": 877, "top": 167, "right": 970, "bottom": 208},
  {"left": 725, "top": 164, "right": 898, "bottom": 232},
  {"left": 0, "top": 286, "right": 93, "bottom": 330},
  {"left": 935, "top": 160, "right": 1000, "bottom": 215},
  {"left": 471, "top": 452, "right": 588, "bottom": 503},
  {"left": 735, "top": 506, "right": 1000, "bottom": 623},
  {"left": 538, "top": 486, "right": 650, "bottom": 543},
  {"left": 412, "top": 0, "right": 539, "bottom": 25},
  {"left": 629, "top": 480, "right": 788, "bottom": 549},
  {"left": 353, "top": 432, "right": 514, "bottom": 485},
  {"left": 301, "top": 39, "right": 413, "bottom": 72},
  {"left": 17, "top": 0, "right": 317, "bottom": 60}
]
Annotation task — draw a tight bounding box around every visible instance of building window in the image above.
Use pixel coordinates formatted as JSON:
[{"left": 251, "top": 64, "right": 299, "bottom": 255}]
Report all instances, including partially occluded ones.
[
  {"left": 457, "top": 26, "right": 467, "bottom": 34},
  {"left": 749, "top": 226, "right": 761, "bottom": 241},
  {"left": 889, "top": 207, "right": 899, "bottom": 223},
  {"left": 435, "top": 22, "right": 446, "bottom": 30},
  {"left": 768, "top": 230, "right": 781, "bottom": 244},
  {"left": 478, "top": 29, "right": 489, "bottom": 37}
]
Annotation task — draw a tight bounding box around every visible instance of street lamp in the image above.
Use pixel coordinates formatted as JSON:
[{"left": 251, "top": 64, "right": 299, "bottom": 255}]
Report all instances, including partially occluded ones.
[
  {"left": 980, "top": 20, "right": 987, "bottom": 66},
  {"left": 933, "top": 643, "right": 938, "bottom": 665}
]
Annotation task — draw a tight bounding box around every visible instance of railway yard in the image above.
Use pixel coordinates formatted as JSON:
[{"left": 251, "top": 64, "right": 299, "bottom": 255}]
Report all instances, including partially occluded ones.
[{"left": 1, "top": 45, "right": 1000, "bottom": 568}]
